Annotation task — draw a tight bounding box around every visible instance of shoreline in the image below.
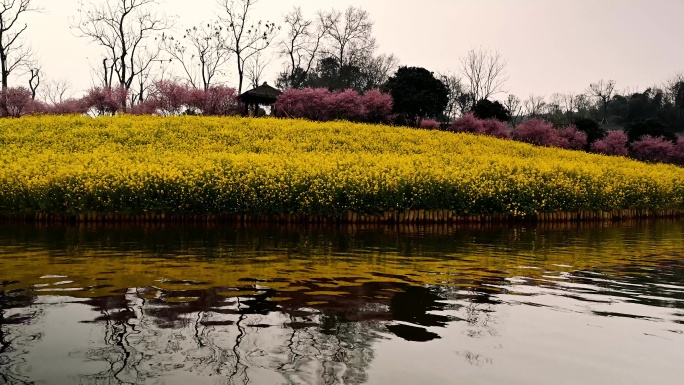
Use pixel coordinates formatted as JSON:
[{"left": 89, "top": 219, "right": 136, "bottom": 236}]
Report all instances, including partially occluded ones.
[{"left": 1, "top": 208, "right": 682, "bottom": 225}]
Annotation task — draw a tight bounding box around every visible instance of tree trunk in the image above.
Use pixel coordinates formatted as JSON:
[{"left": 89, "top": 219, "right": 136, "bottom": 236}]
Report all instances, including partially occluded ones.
[
  {"left": 1, "top": 54, "right": 8, "bottom": 90},
  {"left": 103, "top": 59, "right": 109, "bottom": 88},
  {"left": 0, "top": 55, "right": 7, "bottom": 118}
]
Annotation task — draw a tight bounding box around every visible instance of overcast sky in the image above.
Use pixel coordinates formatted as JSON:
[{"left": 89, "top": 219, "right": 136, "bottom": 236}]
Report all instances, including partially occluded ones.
[{"left": 20, "top": 0, "right": 684, "bottom": 99}]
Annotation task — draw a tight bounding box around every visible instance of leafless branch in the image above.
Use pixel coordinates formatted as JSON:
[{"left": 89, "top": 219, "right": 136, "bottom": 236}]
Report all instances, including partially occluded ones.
[
  {"left": 587, "top": 79, "right": 615, "bottom": 123},
  {"left": 161, "top": 21, "right": 231, "bottom": 90},
  {"left": 40, "top": 78, "right": 73, "bottom": 105},
  {"left": 504, "top": 94, "right": 522, "bottom": 127},
  {"left": 244, "top": 49, "right": 270, "bottom": 89},
  {"left": 360, "top": 53, "right": 397, "bottom": 89},
  {"left": 27, "top": 64, "right": 38, "bottom": 99},
  {"left": 72, "top": 0, "right": 174, "bottom": 108},
  {"left": 279, "top": 6, "right": 327, "bottom": 89},
  {"left": 523, "top": 94, "right": 546, "bottom": 118},
  {"left": 218, "top": 0, "right": 278, "bottom": 93},
  {"left": 439, "top": 72, "right": 465, "bottom": 121},
  {"left": 459, "top": 48, "right": 508, "bottom": 102},
  {"left": 0, "top": 0, "right": 41, "bottom": 90},
  {"left": 319, "top": 6, "right": 375, "bottom": 68}
]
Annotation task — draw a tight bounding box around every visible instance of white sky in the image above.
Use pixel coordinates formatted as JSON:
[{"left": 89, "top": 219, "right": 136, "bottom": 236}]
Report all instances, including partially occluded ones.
[{"left": 20, "top": 0, "right": 684, "bottom": 99}]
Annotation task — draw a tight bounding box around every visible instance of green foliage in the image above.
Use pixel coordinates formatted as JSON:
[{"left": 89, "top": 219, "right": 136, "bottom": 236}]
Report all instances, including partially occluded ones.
[
  {"left": 383, "top": 66, "right": 448, "bottom": 127},
  {"left": 471, "top": 99, "right": 511, "bottom": 122},
  {"left": 573, "top": 118, "right": 605, "bottom": 145},
  {"left": 626, "top": 119, "right": 676, "bottom": 142},
  {"left": 279, "top": 57, "right": 386, "bottom": 93}
]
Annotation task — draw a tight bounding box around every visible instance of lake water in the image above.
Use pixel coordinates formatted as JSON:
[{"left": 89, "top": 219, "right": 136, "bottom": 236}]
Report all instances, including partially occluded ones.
[{"left": 1, "top": 221, "right": 683, "bottom": 385}]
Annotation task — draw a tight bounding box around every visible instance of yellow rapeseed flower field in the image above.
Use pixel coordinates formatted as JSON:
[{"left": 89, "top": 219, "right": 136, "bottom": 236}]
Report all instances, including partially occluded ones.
[{"left": 0, "top": 115, "right": 682, "bottom": 217}]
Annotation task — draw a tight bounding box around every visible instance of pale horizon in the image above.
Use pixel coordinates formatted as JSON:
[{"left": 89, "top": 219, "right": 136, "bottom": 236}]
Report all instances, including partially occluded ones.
[{"left": 18, "top": 0, "right": 684, "bottom": 99}]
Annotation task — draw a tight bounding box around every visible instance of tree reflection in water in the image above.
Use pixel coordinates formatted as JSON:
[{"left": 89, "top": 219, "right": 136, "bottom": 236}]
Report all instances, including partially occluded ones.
[
  {"left": 59, "top": 279, "right": 464, "bottom": 385},
  {"left": 0, "top": 282, "right": 43, "bottom": 385},
  {"left": 1, "top": 221, "right": 682, "bottom": 384},
  {"left": 0, "top": 275, "right": 577, "bottom": 384}
]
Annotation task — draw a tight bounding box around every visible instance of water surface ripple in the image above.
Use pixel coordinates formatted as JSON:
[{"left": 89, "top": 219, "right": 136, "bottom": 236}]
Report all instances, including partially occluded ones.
[{"left": 0, "top": 221, "right": 683, "bottom": 384}]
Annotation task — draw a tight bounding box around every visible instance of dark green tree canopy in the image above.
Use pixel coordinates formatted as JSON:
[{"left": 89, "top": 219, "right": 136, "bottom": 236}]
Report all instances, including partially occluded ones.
[
  {"left": 572, "top": 117, "right": 605, "bottom": 145},
  {"left": 383, "top": 66, "right": 448, "bottom": 126},
  {"left": 304, "top": 57, "right": 366, "bottom": 91},
  {"left": 276, "top": 56, "right": 391, "bottom": 92},
  {"left": 626, "top": 118, "right": 676, "bottom": 142},
  {"left": 471, "top": 99, "right": 511, "bottom": 122}
]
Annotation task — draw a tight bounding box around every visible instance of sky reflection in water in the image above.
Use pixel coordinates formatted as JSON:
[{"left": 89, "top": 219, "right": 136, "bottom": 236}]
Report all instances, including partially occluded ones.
[{"left": 1, "top": 221, "right": 683, "bottom": 384}]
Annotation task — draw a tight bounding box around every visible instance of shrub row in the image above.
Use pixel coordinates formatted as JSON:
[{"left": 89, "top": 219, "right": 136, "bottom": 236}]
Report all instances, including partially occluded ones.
[
  {"left": 274, "top": 88, "right": 393, "bottom": 124},
  {"left": 0, "top": 82, "right": 242, "bottom": 117},
  {"left": 448, "top": 113, "right": 684, "bottom": 166}
]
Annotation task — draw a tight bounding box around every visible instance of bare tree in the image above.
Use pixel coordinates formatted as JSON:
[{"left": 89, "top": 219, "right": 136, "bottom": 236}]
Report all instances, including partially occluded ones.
[
  {"left": 40, "top": 78, "right": 73, "bottom": 104},
  {"left": 439, "top": 72, "right": 465, "bottom": 122},
  {"left": 459, "top": 48, "right": 508, "bottom": 102},
  {"left": 456, "top": 93, "right": 474, "bottom": 117},
  {"left": 27, "top": 65, "right": 38, "bottom": 99},
  {"left": 94, "top": 57, "right": 116, "bottom": 89},
  {"left": 665, "top": 72, "right": 684, "bottom": 95},
  {"left": 161, "top": 21, "right": 230, "bottom": 90},
  {"left": 132, "top": 54, "right": 170, "bottom": 103},
  {"left": 504, "top": 94, "right": 523, "bottom": 127},
  {"left": 279, "top": 7, "right": 327, "bottom": 89},
  {"left": 547, "top": 93, "right": 564, "bottom": 115},
  {"left": 561, "top": 93, "right": 577, "bottom": 115},
  {"left": 0, "top": 0, "right": 39, "bottom": 90},
  {"left": 244, "top": 49, "right": 270, "bottom": 89},
  {"left": 573, "top": 94, "right": 591, "bottom": 115},
  {"left": 523, "top": 94, "right": 546, "bottom": 118},
  {"left": 72, "top": 0, "right": 173, "bottom": 108},
  {"left": 664, "top": 72, "right": 684, "bottom": 117},
  {"left": 319, "top": 6, "right": 375, "bottom": 68},
  {"left": 360, "top": 53, "right": 397, "bottom": 89},
  {"left": 587, "top": 79, "right": 615, "bottom": 123},
  {"left": 218, "top": 0, "right": 278, "bottom": 94}
]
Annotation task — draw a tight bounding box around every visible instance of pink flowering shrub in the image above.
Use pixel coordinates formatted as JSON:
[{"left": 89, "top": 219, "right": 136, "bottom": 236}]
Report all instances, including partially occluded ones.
[
  {"left": 0, "top": 87, "right": 34, "bottom": 117},
  {"left": 481, "top": 118, "right": 511, "bottom": 139},
  {"left": 30, "top": 99, "right": 88, "bottom": 116},
  {"left": 513, "top": 118, "right": 568, "bottom": 148},
  {"left": 590, "top": 130, "right": 629, "bottom": 156},
  {"left": 671, "top": 136, "right": 684, "bottom": 166},
  {"left": 129, "top": 83, "right": 240, "bottom": 116},
  {"left": 419, "top": 118, "right": 440, "bottom": 130},
  {"left": 326, "top": 89, "right": 364, "bottom": 121},
  {"left": 129, "top": 99, "right": 160, "bottom": 115},
  {"left": 448, "top": 113, "right": 484, "bottom": 134},
  {"left": 148, "top": 80, "right": 191, "bottom": 116},
  {"left": 630, "top": 135, "right": 675, "bottom": 163},
  {"left": 45, "top": 99, "right": 89, "bottom": 115},
  {"left": 361, "top": 89, "right": 393, "bottom": 124},
  {"left": 275, "top": 88, "right": 330, "bottom": 121},
  {"left": 188, "top": 86, "right": 241, "bottom": 116},
  {"left": 82, "top": 86, "right": 128, "bottom": 116},
  {"left": 28, "top": 100, "right": 49, "bottom": 115},
  {"left": 275, "top": 88, "right": 393, "bottom": 123},
  {"left": 448, "top": 113, "right": 510, "bottom": 139},
  {"left": 558, "top": 125, "right": 588, "bottom": 150}
]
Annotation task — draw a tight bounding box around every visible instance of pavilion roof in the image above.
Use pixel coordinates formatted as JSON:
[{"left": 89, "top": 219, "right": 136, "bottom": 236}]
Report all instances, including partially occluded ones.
[{"left": 239, "top": 82, "right": 282, "bottom": 104}]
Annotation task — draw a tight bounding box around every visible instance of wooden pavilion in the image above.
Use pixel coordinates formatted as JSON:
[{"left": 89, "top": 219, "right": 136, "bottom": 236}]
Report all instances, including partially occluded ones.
[{"left": 238, "top": 82, "right": 282, "bottom": 117}]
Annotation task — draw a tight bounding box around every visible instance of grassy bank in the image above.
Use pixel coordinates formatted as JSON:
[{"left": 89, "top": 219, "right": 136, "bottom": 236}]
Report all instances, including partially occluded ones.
[{"left": 0, "top": 115, "right": 683, "bottom": 222}]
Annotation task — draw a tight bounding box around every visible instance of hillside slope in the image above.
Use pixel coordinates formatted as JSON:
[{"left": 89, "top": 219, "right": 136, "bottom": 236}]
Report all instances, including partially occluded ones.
[{"left": 0, "top": 115, "right": 682, "bottom": 219}]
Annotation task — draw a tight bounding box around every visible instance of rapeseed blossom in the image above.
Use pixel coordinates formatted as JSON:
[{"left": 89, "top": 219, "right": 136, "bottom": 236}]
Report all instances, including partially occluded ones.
[{"left": 0, "top": 115, "right": 682, "bottom": 217}]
